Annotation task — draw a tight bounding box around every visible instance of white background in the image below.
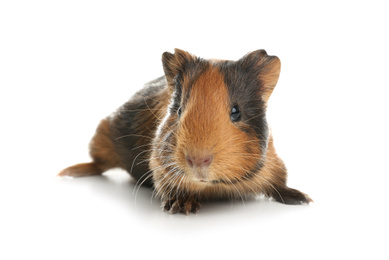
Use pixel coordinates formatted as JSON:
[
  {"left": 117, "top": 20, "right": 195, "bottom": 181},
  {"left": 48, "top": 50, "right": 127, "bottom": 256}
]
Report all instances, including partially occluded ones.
[{"left": 1, "top": 1, "right": 388, "bottom": 259}]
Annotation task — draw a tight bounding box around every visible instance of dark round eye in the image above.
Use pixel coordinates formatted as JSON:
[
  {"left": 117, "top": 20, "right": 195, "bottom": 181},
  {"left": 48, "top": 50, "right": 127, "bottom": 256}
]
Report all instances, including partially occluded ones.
[
  {"left": 177, "top": 106, "right": 182, "bottom": 117},
  {"left": 230, "top": 105, "right": 241, "bottom": 122}
]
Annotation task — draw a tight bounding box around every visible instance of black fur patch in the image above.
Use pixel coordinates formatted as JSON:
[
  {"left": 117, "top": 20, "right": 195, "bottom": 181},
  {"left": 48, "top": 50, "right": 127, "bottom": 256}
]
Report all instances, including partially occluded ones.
[
  {"left": 217, "top": 59, "right": 269, "bottom": 155},
  {"left": 174, "top": 58, "right": 210, "bottom": 113},
  {"left": 110, "top": 79, "right": 167, "bottom": 187}
]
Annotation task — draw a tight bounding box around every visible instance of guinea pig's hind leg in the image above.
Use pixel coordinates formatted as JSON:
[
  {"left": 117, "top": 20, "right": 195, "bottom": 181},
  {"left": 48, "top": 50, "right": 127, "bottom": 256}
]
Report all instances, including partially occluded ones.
[
  {"left": 162, "top": 196, "right": 201, "bottom": 215},
  {"left": 270, "top": 185, "right": 313, "bottom": 205},
  {"left": 58, "top": 119, "right": 122, "bottom": 177}
]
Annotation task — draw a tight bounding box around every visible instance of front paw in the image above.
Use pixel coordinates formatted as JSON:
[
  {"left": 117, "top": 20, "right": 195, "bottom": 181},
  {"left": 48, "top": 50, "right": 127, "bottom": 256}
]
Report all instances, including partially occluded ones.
[{"left": 162, "top": 196, "right": 201, "bottom": 215}]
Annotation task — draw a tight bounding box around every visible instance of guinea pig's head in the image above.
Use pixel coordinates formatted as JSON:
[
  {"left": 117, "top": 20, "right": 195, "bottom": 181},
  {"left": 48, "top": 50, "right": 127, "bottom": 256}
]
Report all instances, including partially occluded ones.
[{"left": 151, "top": 49, "right": 281, "bottom": 195}]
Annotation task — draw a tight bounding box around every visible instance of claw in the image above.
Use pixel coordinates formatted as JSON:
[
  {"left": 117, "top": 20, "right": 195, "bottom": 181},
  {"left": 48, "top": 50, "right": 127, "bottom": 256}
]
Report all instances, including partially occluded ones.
[
  {"left": 169, "top": 201, "right": 181, "bottom": 214},
  {"left": 191, "top": 202, "right": 201, "bottom": 214},
  {"left": 161, "top": 197, "right": 201, "bottom": 214},
  {"left": 163, "top": 201, "right": 171, "bottom": 212}
]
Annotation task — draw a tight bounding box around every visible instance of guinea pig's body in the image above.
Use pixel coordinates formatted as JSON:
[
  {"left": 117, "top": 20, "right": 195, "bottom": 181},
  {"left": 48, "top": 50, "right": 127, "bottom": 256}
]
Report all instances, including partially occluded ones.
[{"left": 59, "top": 49, "right": 312, "bottom": 214}]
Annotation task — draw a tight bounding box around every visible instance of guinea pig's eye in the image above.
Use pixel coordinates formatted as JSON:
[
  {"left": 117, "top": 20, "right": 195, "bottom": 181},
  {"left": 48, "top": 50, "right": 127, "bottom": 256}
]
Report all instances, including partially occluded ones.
[{"left": 230, "top": 105, "right": 241, "bottom": 122}]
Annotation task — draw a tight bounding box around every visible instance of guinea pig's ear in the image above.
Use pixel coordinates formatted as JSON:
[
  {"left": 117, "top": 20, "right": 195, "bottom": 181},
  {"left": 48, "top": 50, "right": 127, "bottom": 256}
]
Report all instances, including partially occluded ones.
[
  {"left": 162, "top": 48, "right": 194, "bottom": 85},
  {"left": 241, "top": 50, "right": 281, "bottom": 102}
]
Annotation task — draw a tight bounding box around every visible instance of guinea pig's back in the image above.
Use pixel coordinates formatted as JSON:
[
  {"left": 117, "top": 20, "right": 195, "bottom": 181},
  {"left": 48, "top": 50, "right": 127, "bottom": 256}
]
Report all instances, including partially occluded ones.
[{"left": 109, "top": 76, "right": 170, "bottom": 186}]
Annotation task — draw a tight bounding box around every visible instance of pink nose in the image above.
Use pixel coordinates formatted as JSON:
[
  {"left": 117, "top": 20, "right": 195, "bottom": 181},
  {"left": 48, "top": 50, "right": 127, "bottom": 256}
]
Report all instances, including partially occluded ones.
[{"left": 186, "top": 155, "right": 213, "bottom": 168}]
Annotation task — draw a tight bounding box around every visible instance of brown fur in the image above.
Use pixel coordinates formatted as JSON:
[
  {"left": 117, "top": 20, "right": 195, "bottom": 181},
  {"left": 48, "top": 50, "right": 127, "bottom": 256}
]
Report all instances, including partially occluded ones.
[{"left": 59, "top": 119, "right": 122, "bottom": 177}]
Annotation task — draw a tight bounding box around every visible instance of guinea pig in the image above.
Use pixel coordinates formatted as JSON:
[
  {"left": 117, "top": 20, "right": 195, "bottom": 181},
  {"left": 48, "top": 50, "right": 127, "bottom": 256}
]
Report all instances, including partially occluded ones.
[{"left": 59, "top": 49, "right": 312, "bottom": 214}]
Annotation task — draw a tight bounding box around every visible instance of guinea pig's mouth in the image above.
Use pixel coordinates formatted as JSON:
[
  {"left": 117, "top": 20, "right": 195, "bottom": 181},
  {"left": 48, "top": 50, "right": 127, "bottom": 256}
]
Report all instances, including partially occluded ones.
[
  {"left": 191, "top": 178, "right": 211, "bottom": 183},
  {"left": 190, "top": 177, "right": 226, "bottom": 186},
  {"left": 189, "top": 178, "right": 215, "bottom": 186},
  {"left": 189, "top": 173, "right": 220, "bottom": 185},
  {"left": 188, "top": 167, "right": 214, "bottom": 184}
]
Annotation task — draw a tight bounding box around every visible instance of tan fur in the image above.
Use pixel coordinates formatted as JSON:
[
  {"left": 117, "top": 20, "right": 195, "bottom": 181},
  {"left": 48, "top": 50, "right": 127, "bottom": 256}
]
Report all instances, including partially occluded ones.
[
  {"left": 58, "top": 119, "right": 123, "bottom": 176},
  {"left": 58, "top": 162, "right": 102, "bottom": 177}
]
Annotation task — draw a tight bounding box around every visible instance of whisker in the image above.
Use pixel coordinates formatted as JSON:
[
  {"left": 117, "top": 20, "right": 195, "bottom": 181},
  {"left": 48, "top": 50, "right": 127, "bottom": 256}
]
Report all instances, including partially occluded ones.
[
  {"left": 134, "top": 173, "right": 154, "bottom": 204},
  {"left": 175, "top": 173, "right": 186, "bottom": 201},
  {"left": 217, "top": 173, "right": 245, "bottom": 204},
  {"left": 255, "top": 174, "right": 284, "bottom": 204},
  {"left": 129, "top": 148, "right": 168, "bottom": 176},
  {"left": 167, "top": 172, "right": 182, "bottom": 202},
  {"left": 133, "top": 161, "right": 175, "bottom": 195},
  {"left": 119, "top": 108, "right": 165, "bottom": 112},
  {"left": 153, "top": 166, "right": 180, "bottom": 198},
  {"left": 143, "top": 96, "right": 163, "bottom": 121},
  {"left": 240, "top": 139, "right": 261, "bottom": 144},
  {"left": 163, "top": 171, "right": 181, "bottom": 202},
  {"left": 131, "top": 143, "right": 153, "bottom": 151},
  {"left": 115, "top": 134, "right": 154, "bottom": 141},
  {"left": 136, "top": 155, "right": 171, "bottom": 165},
  {"left": 238, "top": 173, "right": 259, "bottom": 195},
  {"left": 241, "top": 111, "right": 266, "bottom": 124},
  {"left": 131, "top": 137, "right": 176, "bottom": 151}
]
